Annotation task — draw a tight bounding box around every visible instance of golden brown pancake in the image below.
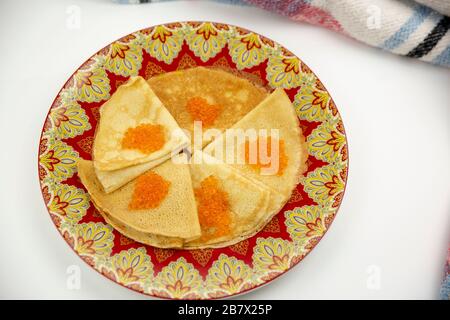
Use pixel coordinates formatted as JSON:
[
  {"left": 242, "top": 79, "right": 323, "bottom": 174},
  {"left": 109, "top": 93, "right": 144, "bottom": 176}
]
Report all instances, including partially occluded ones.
[
  {"left": 94, "top": 149, "right": 185, "bottom": 193},
  {"left": 204, "top": 88, "right": 308, "bottom": 198},
  {"left": 147, "top": 67, "right": 268, "bottom": 148},
  {"left": 95, "top": 68, "right": 269, "bottom": 193},
  {"left": 77, "top": 72, "right": 306, "bottom": 250},
  {"left": 93, "top": 76, "right": 189, "bottom": 172},
  {"left": 91, "top": 202, "right": 183, "bottom": 248},
  {"left": 95, "top": 69, "right": 268, "bottom": 193},
  {"left": 77, "top": 156, "right": 201, "bottom": 240},
  {"left": 181, "top": 152, "right": 284, "bottom": 248},
  {"left": 79, "top": 151, "right": 287, "bottom": 249}
]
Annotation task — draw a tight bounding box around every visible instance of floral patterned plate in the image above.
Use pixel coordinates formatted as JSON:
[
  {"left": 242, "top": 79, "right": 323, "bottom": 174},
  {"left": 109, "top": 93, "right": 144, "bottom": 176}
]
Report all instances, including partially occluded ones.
[{"left": 38, "top": 22, "right": 348, "bottom": 299}]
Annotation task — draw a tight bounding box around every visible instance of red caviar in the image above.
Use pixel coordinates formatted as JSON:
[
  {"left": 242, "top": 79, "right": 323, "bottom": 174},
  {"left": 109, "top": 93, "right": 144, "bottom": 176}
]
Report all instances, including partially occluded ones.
[
  {"left": 194, "top": 175, "right": 231, "bottom": 240},
  {"left": 122, "top": 124, "right": 165, "bottom": 154},
  {"left": 186, "top": 97, "right": 222, "bottom": 127},
  {"left": 128, "top": 171, "right": 170, "bottom": 210}
]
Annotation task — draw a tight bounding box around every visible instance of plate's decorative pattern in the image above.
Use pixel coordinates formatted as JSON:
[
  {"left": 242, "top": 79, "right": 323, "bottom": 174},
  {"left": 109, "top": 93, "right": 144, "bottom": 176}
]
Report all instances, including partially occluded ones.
[
  {"left": 38, "top": 22, "right": 348, "bottom": 299},
  {"left": 103, "top": 34, "right": 143, "bottom": 77}
]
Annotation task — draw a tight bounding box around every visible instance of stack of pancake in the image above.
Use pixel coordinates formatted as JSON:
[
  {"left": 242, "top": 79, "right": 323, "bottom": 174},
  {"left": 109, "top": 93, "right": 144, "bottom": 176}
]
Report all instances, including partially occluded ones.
[{"left": 77, "top": 67, "right": 307, "bottom": 249}]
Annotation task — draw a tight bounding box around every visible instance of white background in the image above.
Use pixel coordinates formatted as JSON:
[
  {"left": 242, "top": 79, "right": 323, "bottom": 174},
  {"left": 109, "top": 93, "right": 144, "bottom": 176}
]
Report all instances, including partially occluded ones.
[{"left": 0, "top": 0, "right": 449, "bottom": 300}]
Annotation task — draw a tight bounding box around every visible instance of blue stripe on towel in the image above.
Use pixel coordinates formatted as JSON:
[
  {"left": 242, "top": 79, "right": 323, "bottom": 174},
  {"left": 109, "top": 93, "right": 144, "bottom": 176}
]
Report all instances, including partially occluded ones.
[
  {"left": 381, "top": 5, "right": 431, "bottom": 51},
  {"left": 433, "top": 45, "right": 450, "bottom": 67}
]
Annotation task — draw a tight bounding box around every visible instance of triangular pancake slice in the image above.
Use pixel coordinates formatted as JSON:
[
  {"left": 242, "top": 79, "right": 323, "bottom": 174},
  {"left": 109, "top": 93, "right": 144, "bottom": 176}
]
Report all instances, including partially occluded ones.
[
  {"left": 94, "top": 145, "right": 186, "bottom": 193},
  {"left": 185, "top": 152, "right": 282, "bottom": 248},
  {"left": 92, "top": 203, "right": 183, "bottom": 248},
  {"left": 204, "top": 88, "right": 308, "bottom": 198},
  {"left": 77, "top": 156, "right": 201, "bottom": 240},
  {"left": 147, "top": 67, "right": 268, "bottom": 149},
  {"left": 93, "top": 76, "right": 189, "bottom": 171}
]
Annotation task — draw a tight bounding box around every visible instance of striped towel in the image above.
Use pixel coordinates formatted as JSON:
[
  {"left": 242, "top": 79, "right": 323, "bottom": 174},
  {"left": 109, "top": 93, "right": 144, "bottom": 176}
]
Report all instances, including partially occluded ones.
[
  {"left": 115, "top": 0, "right": 450, "bottom": 67},
  {"left": 441, "top": 248, "right": 450, "bottom": 300}
]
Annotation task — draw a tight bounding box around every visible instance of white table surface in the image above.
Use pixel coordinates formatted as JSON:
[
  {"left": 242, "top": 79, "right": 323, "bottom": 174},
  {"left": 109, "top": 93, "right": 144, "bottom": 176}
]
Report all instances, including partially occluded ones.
[{"left": 0, "top": 0, "right": 449, "bottom": 300}]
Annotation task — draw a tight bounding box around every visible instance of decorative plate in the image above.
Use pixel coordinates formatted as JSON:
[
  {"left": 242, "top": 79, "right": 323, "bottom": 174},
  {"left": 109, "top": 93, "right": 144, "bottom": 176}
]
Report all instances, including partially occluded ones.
[{"left": 38, "top": 21, "right": 348, "bottom": 299}]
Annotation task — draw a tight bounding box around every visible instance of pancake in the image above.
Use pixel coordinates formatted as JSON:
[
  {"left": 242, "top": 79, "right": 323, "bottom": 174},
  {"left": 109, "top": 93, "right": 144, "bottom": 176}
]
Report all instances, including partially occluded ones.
[
  {"left": 94, "top": 145, "right": 185, "bottom": 193},
  {"left": 147, "top": 67, "right": 268, "bottom": 148},
  {"left": 184, "top": 151, "right": 282, "bottom": 248},
  {"left": 93, "top": 76, "right": 189, "bottom": 171},
  {"left": 77, "top": 156, "right": 201, "bottom": 240},
  {"left": 204, "top": 88, "right": 308, "bottom": 198},
  {"left": 91, "top": 202, "right": 183, "bottom": 248},
  {"left": 96, "top": 68, "right": 268, "bottom": 192},
  {"left": 78, "top": 72, "right": 306, "bottom": 250}
]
